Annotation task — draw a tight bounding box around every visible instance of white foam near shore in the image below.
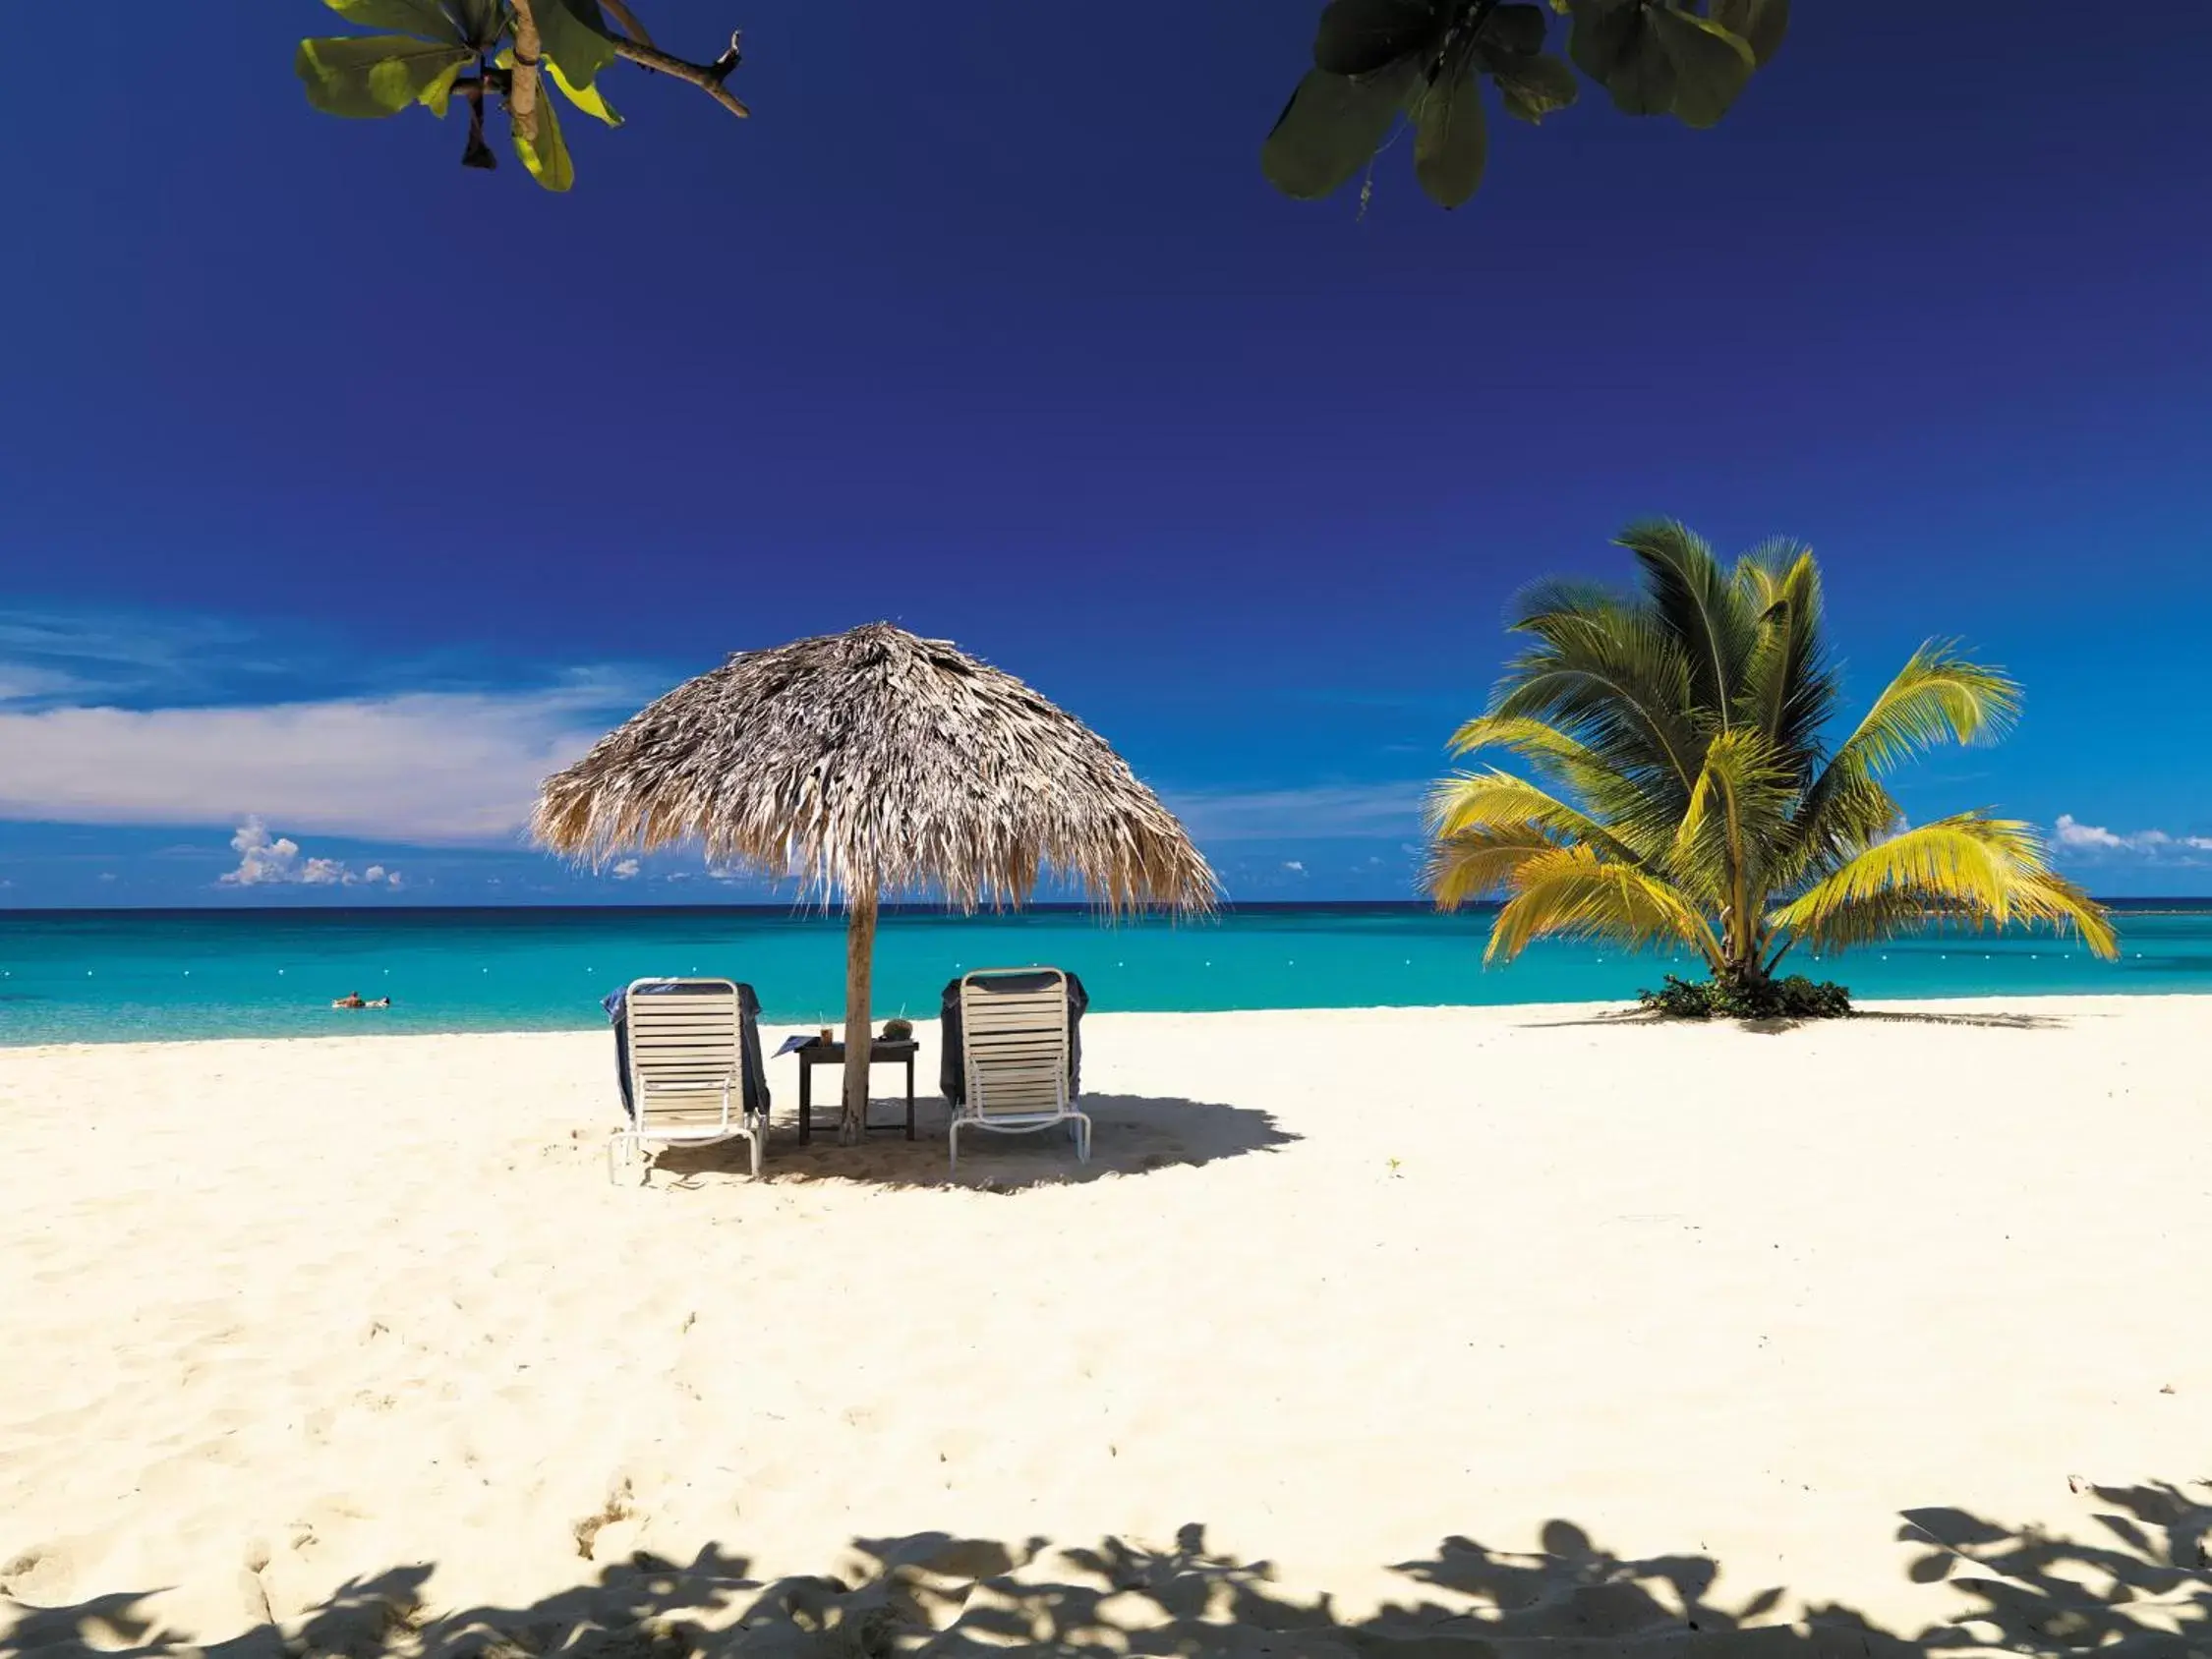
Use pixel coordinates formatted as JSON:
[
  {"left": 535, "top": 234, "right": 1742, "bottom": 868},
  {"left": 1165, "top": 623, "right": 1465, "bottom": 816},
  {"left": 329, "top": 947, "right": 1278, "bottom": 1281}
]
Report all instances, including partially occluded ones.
[{"left": 3, "top": 998, "right": 2208, "bottom": 1652}]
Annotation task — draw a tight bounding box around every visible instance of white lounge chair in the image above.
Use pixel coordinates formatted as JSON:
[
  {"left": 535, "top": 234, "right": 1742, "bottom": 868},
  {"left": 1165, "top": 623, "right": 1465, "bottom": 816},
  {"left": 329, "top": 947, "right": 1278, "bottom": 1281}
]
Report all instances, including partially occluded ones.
[
  {"left": 950, "top": 967, "right": 1089, "bottom": 1173},
  {"left": 610, "top": 977, "right": 765, "bottom": 1183}
]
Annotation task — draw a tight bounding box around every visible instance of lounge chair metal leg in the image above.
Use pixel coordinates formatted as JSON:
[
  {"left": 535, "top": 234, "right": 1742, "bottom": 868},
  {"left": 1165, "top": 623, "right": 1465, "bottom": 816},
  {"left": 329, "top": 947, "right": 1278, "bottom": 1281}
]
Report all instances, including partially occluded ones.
[{"left": 611, "top": 1129, "right": 648, "bottom": 1187}]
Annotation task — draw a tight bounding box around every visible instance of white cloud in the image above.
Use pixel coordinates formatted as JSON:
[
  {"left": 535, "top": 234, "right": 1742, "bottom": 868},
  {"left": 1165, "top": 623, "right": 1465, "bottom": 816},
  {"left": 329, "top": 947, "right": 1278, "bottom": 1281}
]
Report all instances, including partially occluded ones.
[
  {"left": 2054, "top": 814, "right": 2212, "bottom": 857},
  {"left": 0, "top": 674, "right": 642, "bottom": 844},
  {"left": 221, "top": 820, "right": 301, "bottom": 886},
  {"left": 2055, "top": 815, "right": 2128, "bottom": 850},
  {"left": 1282, "top": 860, "right": 1306, "bottom": 874},
  {"left": 611, "top": 858, "right": 641, "bottom": 880},
  {"left": 220, "top": 818, "right": 400, "bottom": 888}
]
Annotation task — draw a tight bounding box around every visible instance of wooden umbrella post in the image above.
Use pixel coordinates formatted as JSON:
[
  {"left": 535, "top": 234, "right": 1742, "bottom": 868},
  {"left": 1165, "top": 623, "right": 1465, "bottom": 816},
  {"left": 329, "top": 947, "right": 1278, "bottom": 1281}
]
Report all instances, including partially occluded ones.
[{"left": 841, "top": 888, "right": 878, "bottom": 1146}]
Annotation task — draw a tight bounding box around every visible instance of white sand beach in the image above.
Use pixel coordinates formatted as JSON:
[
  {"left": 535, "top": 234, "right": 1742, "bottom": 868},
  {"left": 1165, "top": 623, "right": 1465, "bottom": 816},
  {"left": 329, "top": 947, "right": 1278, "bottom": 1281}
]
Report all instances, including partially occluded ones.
[{"left": 3, "top": 998, "right": 2209, "bottom": 1655}]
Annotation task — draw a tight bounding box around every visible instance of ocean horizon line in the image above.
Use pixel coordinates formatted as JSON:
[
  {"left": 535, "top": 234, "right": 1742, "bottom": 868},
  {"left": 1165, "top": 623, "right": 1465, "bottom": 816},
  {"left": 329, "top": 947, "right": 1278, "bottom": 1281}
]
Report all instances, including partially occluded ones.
[{"left": 7, "top": 895, "right": 2209, "bottom": 919}]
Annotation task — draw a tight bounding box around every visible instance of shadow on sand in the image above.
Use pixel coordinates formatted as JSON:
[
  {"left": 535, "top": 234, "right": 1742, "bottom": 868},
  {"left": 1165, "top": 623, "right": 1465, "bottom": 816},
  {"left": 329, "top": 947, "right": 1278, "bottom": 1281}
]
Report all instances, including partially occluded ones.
[
  {"left": 9, "top": 1479, "right": 2209, "bottom": 1657},
  {"left": 1519, "top": 1008, "right": 2069, "bottom": 1035},
  {"left": 1847, "top": 1007, "right": 2069, "bottom": 1031},
  {"left": 650, "top": 1092, "right": 1299, "bottom": 1191}
]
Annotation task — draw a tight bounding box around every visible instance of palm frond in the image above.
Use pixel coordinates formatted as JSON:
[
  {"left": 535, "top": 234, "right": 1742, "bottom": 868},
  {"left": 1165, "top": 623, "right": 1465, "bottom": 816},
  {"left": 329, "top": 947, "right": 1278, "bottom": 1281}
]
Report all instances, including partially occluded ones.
[
  {"left": 1729, "top": 541, "right": 1793, "bottom": 612},
  {"left": 1669, "top": 727, "right": 1795, "bottom": 906},
  {"left": 1425, "top": 824, "right": 1560, "bottom": 910},
  {"left": 1426, "top": 769, "right": 1641, "bottom": 866},
  {"left": 1484, "top": 845, "right": 1720, "bottom": 967},
  {"left": 1446, "top": 713, "right": 1605, "bottom": 769},
  {"left": 1784, "top": 643, "right": 2017, "bottom": 883},
  {"left": 1733, "top": 543, "right": 1835, "bottom": 780},
  {"left": 1995, "top": 868, "right": 2121, "bottom": 959},
  {"left": 1772, "top": 813, "right": 2034, "bottom": 927},
  {"left": 1768, "top": 813, "right": 2115, "bottom": 958},
  {"left": 1829, "top": 641, "right": 2021, "bottom": 775},
  {"left": 1490, "top": 608, "right": 1703, "bottom": 797},
  {"left": 1617, "top": 519, "right": 1763, "bottom": 721},
  {"left": 1442, "top": 715, "right": 1664, "bottom": 854},
  {"left": 1761, "top": 887, "right": 1984, "bottom": 953},
  {"left": 1769, "top": 762, "right": 1903, "bottom": 893},
  {"left": 1503, "top": 575, "right": 1629, "bottom": 632}
]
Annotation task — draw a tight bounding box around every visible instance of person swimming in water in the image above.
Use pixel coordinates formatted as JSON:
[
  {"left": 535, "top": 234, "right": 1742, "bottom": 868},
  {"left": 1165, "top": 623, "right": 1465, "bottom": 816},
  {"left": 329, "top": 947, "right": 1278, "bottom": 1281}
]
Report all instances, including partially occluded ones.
[{"left": 331, "top": 992, "right": 393, "bottom": 1009}]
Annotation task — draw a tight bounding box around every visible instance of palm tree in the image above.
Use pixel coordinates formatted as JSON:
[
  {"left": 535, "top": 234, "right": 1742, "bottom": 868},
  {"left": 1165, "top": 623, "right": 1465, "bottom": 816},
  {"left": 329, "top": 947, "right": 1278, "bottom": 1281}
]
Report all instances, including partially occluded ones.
[{"left": 1426, "top": 522, "right": 2117, "bottom": 989}]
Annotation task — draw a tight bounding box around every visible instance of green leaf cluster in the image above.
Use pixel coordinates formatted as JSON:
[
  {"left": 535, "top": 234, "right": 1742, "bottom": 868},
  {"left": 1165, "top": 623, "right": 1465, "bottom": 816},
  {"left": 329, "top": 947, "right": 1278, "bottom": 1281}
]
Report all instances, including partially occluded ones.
[
  {"left": 1562, "top": 0, "right": 1773, "bottom": 126},
  {"left": 297, "top": 0, "right": 622, "bottom": 192},
  {"left": 1636, "top": 971, "right": 1852, "bottom": 1020},
  {"left": 1426, "top": 521, "right": 2118, "bottom": 993},
  {"left": 1264, "top": 0, "right": 1785, "bottom": 209}
]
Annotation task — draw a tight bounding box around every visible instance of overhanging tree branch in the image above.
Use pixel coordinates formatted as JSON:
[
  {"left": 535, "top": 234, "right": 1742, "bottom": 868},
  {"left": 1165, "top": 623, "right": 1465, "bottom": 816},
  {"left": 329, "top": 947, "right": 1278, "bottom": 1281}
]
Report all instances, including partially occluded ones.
[
  {"left": 612, "top": 32, "right": 749, "bottom": 119},
  {"left": 298, "top": 0, "right": 1774, "bottom": 200},
  {"left": 508, "top": 0, "right": 544, "bottom": 142}
]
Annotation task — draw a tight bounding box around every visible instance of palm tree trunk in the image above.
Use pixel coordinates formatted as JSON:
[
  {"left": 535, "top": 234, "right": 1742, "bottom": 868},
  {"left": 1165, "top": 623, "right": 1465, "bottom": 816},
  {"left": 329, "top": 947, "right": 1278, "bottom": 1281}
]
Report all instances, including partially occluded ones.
[
  {"left": 1717, "top": 915, "right": 1764, "bottom": 992},
  {"left": 1721, "top": 949, "right": 1771, "bottom": 992},
  {"left": 841, "top": 888, "right": 877, "bottom": 1147}
]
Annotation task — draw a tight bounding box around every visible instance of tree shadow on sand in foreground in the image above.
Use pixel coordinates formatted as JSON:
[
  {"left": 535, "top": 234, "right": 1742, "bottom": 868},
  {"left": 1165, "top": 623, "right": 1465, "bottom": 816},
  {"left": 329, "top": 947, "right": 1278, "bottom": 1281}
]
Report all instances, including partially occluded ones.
[
  {"left": 8, "top": 1480, "right": 2209, "bottom": 1658},
  {"left": 652, "top": 1092, "right": 1298, "bottom": 1192}
]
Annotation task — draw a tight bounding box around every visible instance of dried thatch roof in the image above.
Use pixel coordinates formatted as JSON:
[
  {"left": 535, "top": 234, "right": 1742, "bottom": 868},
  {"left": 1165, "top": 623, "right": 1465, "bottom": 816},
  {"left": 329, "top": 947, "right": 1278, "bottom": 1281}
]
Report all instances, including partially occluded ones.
[{"left": 533, "top": 622, "right": 1218, "bottom": 912}]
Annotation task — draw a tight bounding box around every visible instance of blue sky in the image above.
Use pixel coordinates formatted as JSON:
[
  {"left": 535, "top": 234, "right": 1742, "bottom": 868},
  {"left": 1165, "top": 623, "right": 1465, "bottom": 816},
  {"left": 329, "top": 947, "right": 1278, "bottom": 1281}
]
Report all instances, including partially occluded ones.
[{"left": 1, "top": 2, "right": 2208, "bottom": 905}]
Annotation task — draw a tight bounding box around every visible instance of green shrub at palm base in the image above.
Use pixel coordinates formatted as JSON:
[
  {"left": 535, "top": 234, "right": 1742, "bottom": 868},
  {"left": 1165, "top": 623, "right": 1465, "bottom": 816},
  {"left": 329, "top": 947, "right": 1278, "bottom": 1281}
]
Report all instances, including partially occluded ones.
[{"left": 1637, "top": 972, "right": 1852, "bottom": 1021}]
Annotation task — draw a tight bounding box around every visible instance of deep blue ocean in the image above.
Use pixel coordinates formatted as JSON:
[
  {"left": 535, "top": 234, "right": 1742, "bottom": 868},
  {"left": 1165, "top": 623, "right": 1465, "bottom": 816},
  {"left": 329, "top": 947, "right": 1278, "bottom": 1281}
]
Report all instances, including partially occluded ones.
[{"left": 2, "top": 902, "right": 2206, "bottom": 1046}]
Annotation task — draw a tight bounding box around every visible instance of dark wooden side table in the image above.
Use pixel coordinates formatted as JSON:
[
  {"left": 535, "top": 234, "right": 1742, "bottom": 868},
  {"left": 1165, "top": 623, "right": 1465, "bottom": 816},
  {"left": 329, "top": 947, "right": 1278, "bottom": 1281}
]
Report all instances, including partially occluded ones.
[{"left": 795, "top": 1038, "right": 919, "bottom": 1142}]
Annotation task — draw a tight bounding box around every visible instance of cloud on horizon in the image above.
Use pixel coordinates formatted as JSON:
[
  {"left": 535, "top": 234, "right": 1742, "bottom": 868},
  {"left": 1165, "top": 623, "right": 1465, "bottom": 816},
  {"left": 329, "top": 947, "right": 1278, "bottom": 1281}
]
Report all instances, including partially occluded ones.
[
  {"left": 2054, "top": 813, "right": 2212, "bottom": 857},
  {"left": 219, "top": 818, "right": 403, "bottom": 888},
  {"left": 0, "top": 674, "right": 648, "bottom": 845}
]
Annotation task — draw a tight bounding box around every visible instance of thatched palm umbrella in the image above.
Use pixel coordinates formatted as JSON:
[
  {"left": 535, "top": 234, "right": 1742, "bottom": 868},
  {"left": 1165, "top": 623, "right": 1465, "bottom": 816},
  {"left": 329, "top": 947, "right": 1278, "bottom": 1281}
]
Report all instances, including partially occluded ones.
[{"left": 533, "top": 622, "right": 1219, "bottom": 1143}]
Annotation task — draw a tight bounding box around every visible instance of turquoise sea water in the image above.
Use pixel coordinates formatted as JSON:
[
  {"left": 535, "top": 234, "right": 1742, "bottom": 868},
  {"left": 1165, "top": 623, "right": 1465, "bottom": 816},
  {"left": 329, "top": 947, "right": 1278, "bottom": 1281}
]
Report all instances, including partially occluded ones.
[{"left": 2, "top": 903, "right": 2207, "bottom": 1046}]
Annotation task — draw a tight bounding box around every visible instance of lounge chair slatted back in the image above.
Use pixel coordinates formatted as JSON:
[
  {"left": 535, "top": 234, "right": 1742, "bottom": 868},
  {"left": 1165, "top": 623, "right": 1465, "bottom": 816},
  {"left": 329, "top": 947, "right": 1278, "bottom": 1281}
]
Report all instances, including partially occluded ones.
[
  {"left": 951, "top": 968, "right": 1090, "bottom": 1171},
  {"left": 610, "top": 978, "right": 766, "bottom": 1182}
]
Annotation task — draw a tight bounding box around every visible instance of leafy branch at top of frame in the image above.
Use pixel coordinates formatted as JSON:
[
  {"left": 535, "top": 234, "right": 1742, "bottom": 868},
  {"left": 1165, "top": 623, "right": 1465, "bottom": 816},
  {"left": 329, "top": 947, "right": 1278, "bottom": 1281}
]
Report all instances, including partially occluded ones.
[
  {"left": 295, "top": 0, "right": 1783, "bottom": 207},
  {"left": 1263, "top": 0, "right": 1787, "bottom": 209},
  {"left": 295, "top": 0, "right": 745, "bottom": 194}
]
